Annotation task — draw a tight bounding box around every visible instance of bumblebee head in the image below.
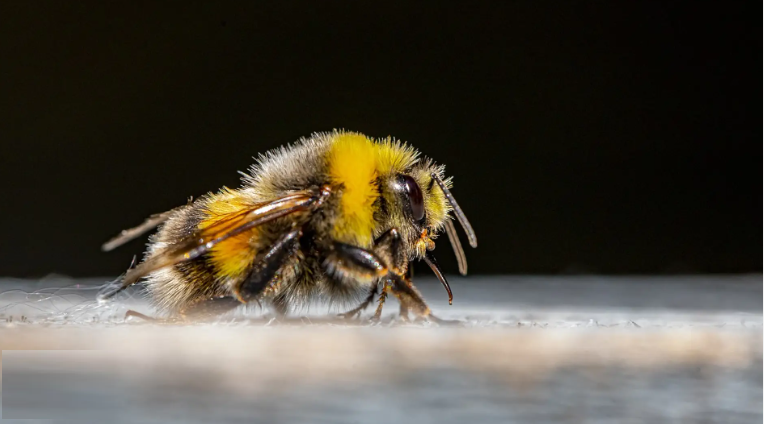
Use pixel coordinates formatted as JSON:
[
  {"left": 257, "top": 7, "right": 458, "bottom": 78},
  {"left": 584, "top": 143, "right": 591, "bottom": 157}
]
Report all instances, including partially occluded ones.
[
  {"left": 326, "top": 131, "right": 476, "bottom": 298},
  {"left": 377, "top": 158, "right": 477, "bottom": 263}
]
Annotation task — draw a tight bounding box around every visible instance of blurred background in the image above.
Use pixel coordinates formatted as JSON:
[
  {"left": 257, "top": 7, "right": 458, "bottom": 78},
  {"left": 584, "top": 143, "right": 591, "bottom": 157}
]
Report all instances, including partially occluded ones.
[{"left": 0, "top": 1, "right": 759, "bottom": 278}]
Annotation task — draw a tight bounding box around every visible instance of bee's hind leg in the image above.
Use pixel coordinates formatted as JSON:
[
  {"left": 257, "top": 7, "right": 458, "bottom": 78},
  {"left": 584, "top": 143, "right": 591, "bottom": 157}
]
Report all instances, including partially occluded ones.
[
  {"left": 178, "top": 296, "right": 243, "bottom": 321},
  {"left": 119, "top": 229, "right": 303, "bottom": 324},
  {"left": 234, "top": 229, "right": 302, "bottom": 303},
  {"left": 210, "top": 227, "right": 302, "bottom": 323},
  {"left": 124, "top": 309, "right": 161, "bottom": 322},
  {"left": 122, "top": 296, "right": 242, "bottom": 323},
  {"left": 172, "top": 228, "right": 303, "bottom": 323}
]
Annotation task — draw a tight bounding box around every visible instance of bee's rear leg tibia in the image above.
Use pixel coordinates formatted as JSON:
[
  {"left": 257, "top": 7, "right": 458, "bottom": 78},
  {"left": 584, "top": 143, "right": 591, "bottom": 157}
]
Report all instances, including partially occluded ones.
[
  {"left": 124, "top": 309, "right": 161, "bottom": 322},
  {"left": 338, "top": 284, "right": 378, "bottom": 319},
  {"left": 179, "top": 296, "right": 243, "bottom": 321}
]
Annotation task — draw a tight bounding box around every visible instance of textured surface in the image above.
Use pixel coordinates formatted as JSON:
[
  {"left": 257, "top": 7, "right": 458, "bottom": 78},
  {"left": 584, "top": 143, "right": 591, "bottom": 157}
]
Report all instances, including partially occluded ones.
[{"left": 0, "top": 275, "right": 761, "bottom": 423}]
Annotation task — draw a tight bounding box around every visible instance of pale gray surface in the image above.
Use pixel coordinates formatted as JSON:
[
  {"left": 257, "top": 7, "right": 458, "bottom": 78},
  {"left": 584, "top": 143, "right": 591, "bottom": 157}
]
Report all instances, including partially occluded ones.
[{"left": 0, "top": 275, "right": 761, "bottom": 423}]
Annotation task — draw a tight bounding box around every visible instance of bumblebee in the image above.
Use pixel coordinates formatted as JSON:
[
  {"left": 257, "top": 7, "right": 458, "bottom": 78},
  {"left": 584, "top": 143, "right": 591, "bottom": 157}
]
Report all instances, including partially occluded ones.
[{"left": 98, "top": 130, "right": 477, "bottom": 322}]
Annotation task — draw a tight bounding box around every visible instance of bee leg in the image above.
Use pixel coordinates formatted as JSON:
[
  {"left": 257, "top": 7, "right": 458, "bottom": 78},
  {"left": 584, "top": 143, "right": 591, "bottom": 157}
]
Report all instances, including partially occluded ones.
[
  {"left": 171, "top": 229, "right": 301, "bottom": 321},
  {"left": 336, "top": 227, "right": 403, "bottom": 319},
  {"left": 123, "top": 310, "right": 188, "bottom": 324},
  {"left": 341, "top": 227, "right": 414, "bottom": 322},
  {"left": 389, "top": 274, "right": 432, "bottom": 321},
  {"left": 371, "top": 228, "right": 419, "bottom": 322},
  {"left": 233, "top": 229, "right": 302, "bottom": 303},
  {"left": 372, "top": 229, "right": 446, "bottom": 323},
  {"left": 373, "top": 228, "right": 406, "bottom": 274},
  {"left": 371, "top": 283, "right": 391, "bottom": 321},
  {"left": 324, "top": 241, "right": 391, "bottom": 320},
  {"left": 124, "top": 309, "right": 161, "bottom": 322},
  {"left": 327, "top": 229, "right": 412, "bottom": 321},
  {"left": 338, "top": 284, "right": 378, "bottom": 319},
  {"left": 389, "top": 276, "right": 458, "bottom": 325},
  {"left": 325, "top": 242, "right": 388, "bottom": 280},
  {"left": 178, "top": 296, "right": 243, "bottom": 321}
]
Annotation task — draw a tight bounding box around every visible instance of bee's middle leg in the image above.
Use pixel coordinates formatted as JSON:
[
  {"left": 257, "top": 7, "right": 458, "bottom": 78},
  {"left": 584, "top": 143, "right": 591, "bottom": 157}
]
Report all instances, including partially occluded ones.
[
  {"left": 334, "top": 228, "right": 405, "bottom": 320},
  {"left": 338, "top": 284, "right": 378, "bottom": 319},
  {"left": 327, "top": 241, "right": 389, "bottom": 320}
]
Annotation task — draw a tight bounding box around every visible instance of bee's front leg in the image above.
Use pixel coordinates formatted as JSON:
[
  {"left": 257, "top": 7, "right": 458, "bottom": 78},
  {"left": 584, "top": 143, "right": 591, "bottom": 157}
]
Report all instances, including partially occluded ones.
[
  {"left": 388, "top": 274, "right": 431, "bottom": 321},
  {"left": 372, "top": 228, "right": 435, "bottom": 322}
]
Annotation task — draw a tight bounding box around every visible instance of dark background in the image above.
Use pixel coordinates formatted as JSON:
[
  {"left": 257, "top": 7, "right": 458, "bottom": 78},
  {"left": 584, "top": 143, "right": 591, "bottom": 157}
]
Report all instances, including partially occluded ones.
[{"left": 0, "top": 2, "right": 759, "bottom": 278}]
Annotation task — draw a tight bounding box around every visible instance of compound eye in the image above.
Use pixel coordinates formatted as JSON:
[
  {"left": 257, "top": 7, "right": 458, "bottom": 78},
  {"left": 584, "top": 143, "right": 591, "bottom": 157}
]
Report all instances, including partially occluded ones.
[{"left": 401, "top": 175, "right": 425, "bottom": 222}]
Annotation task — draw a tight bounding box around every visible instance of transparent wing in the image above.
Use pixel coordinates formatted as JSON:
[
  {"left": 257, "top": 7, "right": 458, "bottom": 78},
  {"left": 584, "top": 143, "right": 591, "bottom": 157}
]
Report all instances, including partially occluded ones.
[{"left": 102, "top": 209, "right": 178, "bottom": 252}]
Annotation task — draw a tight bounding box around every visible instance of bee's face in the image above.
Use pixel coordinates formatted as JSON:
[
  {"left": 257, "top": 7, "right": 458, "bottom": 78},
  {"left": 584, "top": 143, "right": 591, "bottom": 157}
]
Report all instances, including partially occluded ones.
[{"left": 377, "top": 161, "right": 451, "bottom": 258}]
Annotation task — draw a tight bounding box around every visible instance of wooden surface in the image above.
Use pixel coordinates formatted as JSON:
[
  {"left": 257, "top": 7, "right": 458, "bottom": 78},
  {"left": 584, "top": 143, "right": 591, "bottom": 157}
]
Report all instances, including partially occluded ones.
[{"left": 0, "top": 275, "right": 761, "bottom": 423}]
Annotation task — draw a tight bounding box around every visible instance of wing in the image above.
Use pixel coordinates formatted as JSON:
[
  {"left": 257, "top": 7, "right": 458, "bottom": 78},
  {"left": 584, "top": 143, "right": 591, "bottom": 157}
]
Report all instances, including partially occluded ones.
[
  {"left": 102, "top": 209, "right": 179, "bottom": 252},
  {"left": 98, "top": 186, "right": 331, "bottom": 300}
]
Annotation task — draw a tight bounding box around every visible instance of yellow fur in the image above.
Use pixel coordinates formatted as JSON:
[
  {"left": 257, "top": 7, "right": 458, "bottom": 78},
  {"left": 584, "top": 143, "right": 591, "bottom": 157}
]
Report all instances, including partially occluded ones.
[
  {"left": 426, "top": 185, "right": 449, "bottom": 225},
  {"left": 375, "top": 137, "right": 419, "bottom": 176},
  {"left": 327, "top": 132, "right": 421, "bottom": 246},
  {"left": 328, "top": 133, "right": 380, "bottom": 247},
  {"left": 413, "top": 167, "right": 451, "bottom": 228}
]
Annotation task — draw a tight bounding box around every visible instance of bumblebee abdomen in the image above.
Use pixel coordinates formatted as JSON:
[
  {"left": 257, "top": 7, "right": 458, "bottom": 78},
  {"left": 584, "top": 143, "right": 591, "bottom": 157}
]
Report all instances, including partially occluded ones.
[{"left": 143, "top": 203, "right": 228, "bottom": 313}]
